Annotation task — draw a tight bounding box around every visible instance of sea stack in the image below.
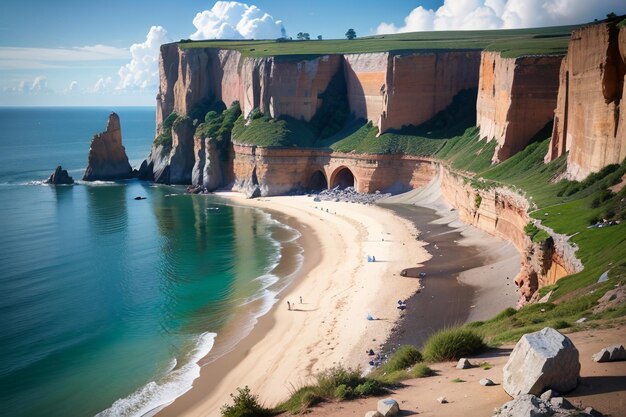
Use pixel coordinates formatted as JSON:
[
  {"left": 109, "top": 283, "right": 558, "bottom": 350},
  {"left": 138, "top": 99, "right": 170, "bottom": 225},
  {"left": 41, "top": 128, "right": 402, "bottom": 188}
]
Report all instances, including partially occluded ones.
[
  {"left": 83, "top": 112, "right": 133, "bottom": 181},
  {"left": 45, "top": 165, "right": 74, "bottom": 185}
]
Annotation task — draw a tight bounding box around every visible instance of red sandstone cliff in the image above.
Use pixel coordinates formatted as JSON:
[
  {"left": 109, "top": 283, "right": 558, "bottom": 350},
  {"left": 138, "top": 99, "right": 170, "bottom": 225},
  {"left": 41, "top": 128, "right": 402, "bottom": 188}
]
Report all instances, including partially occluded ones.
[
  {"left": 546, "top": 22, "right": 626, "bottom": 179},
  {"left": 83, "top": 112, "right": 133, "bottom": 181},
  {"left": 437, "top": 167, "right": 582, "bottom": 304},
  {"left": 476, "top": 51, "right": 561, "bottom": 163}
]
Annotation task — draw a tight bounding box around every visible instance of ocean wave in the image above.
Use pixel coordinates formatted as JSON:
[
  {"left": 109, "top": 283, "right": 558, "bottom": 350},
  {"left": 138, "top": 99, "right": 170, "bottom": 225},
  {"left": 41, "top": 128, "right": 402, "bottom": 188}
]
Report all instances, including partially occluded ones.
[{"left": 95, "top": 332, "right": 217, "bottom": 417}]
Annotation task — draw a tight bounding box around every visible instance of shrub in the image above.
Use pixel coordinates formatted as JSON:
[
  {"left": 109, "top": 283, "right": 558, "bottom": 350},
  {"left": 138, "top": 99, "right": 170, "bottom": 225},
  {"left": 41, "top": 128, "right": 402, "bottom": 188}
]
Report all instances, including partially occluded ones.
[
  {"left": 334, "top": 384, "right": 352, "bottom": 400},
  {"left": 524, "top": 222, "right": 540, "bottom": 237},
  {"left": 315, "top": 366, "right": 363, "bottom": 397},
  {"left": 379, "top": 345, "right": 423, "bottom": 373},
  {"left": 276, "top": 386, "right": 321, "bottom": 414},
  {"left": 221, "top": 386, "right": 272, "bottom": 417},
  {"left": 353, "top": 380, "right": 383, "bottom": 396},
  {"left": 422, "top": 327, "right": 486, "bottom": 362},
  {"left": 412, "top": 363, "right": 435, "bottom": 378},
  {"left": 474, "top": 193, "right": 482, "bottom": 209}
]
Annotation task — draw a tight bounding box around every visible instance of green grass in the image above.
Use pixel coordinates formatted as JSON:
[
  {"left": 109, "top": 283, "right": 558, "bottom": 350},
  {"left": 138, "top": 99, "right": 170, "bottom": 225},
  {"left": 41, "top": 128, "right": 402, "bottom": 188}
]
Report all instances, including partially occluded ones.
[
  {"left": 451, "top": 378, "right": 466, "bottom": 383},
  {"left": 412, "top": 363, "right": 435, "bottom": 378},
  {"left": 221, "top": 386, "right": 273, "bottom": 417},
  {"left": 422, "top": 327, "right": 486, "bottom": 362},
  {"left": 154, "top": 112, "right": 180, "bottom": 150},
  {"left": 179, "top": 24, "right": 581, "bottom": 58},
  {"left": 232, "top": 113, "right": 317, "bottom": 147}
]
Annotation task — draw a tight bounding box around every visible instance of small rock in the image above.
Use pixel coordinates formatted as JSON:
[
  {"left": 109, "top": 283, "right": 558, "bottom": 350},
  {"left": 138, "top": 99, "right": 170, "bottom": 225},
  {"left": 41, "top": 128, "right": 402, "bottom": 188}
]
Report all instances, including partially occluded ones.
[
  {"left": 493, "top": 394, "right": 553, "bottom": 417},
  {"left": 377, "top": 398, "right": 399, "bottom": 417},
  {"left": 437, "top": 396, "right": 448, "bottom": 404},
  {"left": 480, "top": 378, "right": 495, "bottom": 386},
  {"left": 550, "top": 397, "right": 574, "bottom": 410},
  {"left": 592, "top": 345, "right": 626, "bottom": 362},
  {"left": 575, "top": 317, "right": 587, "bottom": 324},
  {"left": 539, "top": 389, "right": 555, "bottom": 401},
  {"left": 45, "top": 165, "right": 74, "bottom": 185},
  {"left": 457, "top": 358, "right": 472, "bottom": 369},
  {"left": 584, "top": 406, "right": 604, "bottom": 417},
  {"left": 365, "top": 411, "right": 383, "bottom": 417}
]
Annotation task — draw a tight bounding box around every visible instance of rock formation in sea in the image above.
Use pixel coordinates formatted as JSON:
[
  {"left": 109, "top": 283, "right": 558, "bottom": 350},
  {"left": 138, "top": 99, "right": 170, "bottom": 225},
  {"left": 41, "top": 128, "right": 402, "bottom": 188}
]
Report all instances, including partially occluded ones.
[
  {"left": 45, "top": 165, "right": 74, "bottom": 185},
  {"left": 83, "top": 112, "right": 133, "bottom": 181}
]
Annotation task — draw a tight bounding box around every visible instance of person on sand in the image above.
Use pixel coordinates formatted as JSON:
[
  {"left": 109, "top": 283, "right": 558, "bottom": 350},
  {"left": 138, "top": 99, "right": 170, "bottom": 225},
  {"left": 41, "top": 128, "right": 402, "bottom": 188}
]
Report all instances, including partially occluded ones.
[
  {"left": 287, "top": 301, "right": 291, "bottom": 311},
  {"left": 299, "top": 296, "right": 302, "bottom": 304}
]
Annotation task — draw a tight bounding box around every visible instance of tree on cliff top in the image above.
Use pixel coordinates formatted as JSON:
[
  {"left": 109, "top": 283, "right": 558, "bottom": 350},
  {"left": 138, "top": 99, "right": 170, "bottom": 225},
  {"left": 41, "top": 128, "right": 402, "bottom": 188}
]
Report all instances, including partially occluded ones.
[
  {"left": 345, "top": 29, "right": 356, "bottom": 40},
  {"left": 297, "top": 32, "right": 310, "bottom": 41}
]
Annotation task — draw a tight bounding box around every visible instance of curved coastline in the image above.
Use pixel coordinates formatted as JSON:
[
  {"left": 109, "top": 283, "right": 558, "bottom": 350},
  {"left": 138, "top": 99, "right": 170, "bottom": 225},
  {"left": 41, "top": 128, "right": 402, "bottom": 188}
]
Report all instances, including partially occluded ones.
[{"left": 157, "top": 190, "right": 520, "bottom": 417}]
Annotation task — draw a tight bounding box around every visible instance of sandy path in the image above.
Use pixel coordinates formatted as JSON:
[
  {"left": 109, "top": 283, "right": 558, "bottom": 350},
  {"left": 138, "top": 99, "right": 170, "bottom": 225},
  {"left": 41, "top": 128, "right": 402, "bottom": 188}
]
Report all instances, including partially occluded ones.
[{"left": 159, "top": 194, "right": 430, "bottom": 416}]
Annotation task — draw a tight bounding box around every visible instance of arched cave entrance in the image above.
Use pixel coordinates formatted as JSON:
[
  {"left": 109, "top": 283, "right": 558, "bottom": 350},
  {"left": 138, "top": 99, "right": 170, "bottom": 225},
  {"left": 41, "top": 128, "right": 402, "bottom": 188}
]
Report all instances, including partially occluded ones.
[
  {"left": 331, "top": 167, "right": 355, "bottom": 190},
  {"left": 307, "top": 170, "right": 328, "bottom": 191}
]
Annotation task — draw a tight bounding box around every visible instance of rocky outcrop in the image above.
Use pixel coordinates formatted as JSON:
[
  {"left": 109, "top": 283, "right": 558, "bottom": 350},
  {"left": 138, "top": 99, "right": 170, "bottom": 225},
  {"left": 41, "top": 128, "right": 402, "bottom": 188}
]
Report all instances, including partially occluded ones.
[
  {"left": 438, "top": 167, "right": 580, "bottom": 303},
  {"left": 83, "top": 112, "right": 133, "bottom": 181},
  {"left": 592, "top": 344, "right": 626, "bottom": 362},
  {"left": 477, "top": 51, "right": 562, "bottom": 162},
  {"left": 192, "top": 136, "right": 223, "bottom": 191},
  {"left": 494, "top": 394, "right": 602, "bottom": 417},
  {"left": 230, "top": 144, "right": 436, "bottom": 196},
  {"left": 503, "top": 327, "right": 580, "bottom": 397},
  {"left": 546, "top": 22, "right": 626, "bottom": 180},
  {"left": 45, "top": 166, "right": 74, "bottom": 185}
]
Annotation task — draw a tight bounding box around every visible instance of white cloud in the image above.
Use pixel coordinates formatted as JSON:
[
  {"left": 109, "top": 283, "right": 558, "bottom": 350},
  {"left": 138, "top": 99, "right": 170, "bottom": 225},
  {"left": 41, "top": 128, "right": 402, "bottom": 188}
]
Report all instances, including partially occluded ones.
[
  {"left": 117, "top": 25, "right": 171, "bottom": 90},
  {"left": 0, "top": 45, "right": 129, "bottom": 69},
  {"left": 376, "top": 0, "right": 625, "bottom": 33},
  {"left": 3, "top": 76, "right": 53, "bottom": 94},
  {"left": 190, "top": 1, "right": 285, "bottom": 40},
  {"left": 94, "top": 76, "right": 113, "bottom": 93}
]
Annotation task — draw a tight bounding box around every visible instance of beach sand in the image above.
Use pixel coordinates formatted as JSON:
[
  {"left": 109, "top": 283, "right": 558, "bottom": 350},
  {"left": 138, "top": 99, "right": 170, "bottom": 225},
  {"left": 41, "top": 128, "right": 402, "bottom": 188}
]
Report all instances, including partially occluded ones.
[{"left": 159, "top": 194, "right": 431, "bottom": 416}]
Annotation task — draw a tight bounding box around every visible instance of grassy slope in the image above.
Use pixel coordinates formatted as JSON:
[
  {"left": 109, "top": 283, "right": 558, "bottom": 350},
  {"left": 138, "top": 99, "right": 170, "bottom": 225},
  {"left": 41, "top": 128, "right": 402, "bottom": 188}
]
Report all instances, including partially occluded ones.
[
  {"left": 438, "top": 129, "right": 626, "bottom": 344},
  {"left": 179, "top": 24, "right": 579, "bottom": 58}
]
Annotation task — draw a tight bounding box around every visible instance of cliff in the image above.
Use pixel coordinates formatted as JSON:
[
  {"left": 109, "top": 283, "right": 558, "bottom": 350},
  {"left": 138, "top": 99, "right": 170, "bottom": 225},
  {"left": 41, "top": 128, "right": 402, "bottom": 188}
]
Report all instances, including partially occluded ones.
[
  {"left": 83, "top": 112, "right": 133, "bottom": 181},
  {"left": 437, "top": 167, "right": 581, "bottom": 304},
  {"left": 476, "top": 51, "right": 561, "bottom": 162},
  {"left": 546, "top": 22, "right": 626, "bottom": 179}
]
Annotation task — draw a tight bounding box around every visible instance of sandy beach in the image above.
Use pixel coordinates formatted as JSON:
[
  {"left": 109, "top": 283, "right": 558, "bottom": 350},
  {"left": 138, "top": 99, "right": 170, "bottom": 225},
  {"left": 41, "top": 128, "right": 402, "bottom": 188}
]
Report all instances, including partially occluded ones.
[{"left": 159, "top": 193, "right": 431, "bottom": 416}]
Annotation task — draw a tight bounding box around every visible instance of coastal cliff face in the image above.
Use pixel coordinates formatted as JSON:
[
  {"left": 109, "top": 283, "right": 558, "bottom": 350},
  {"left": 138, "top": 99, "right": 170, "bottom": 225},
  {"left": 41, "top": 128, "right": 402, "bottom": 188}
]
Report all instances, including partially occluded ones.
[
  {"left": 381, "top": 51, "right": 480, "bottom": 132},
  {"left": 476, "top": 51, "right": 561, "bottom": 162},
  {"left": 546, "top": 22, "right": 626, "bottom": 179},
  {"left": 231, "top": 144, "right": 436, "bottom": 197},
  {"left": 438, "top": 167, "right": 581, "bottom": 303},
  {"left": 83, "top": 112, "right": 133, "bottom": 181}
]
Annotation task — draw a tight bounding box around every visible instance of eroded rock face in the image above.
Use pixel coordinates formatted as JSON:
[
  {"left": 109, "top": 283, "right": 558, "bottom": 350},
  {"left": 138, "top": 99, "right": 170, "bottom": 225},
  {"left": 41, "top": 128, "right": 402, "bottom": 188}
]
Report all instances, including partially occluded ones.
[
  {"left": 45, "top": 166, "right": 74, "bottom": 185},
  {"left": 168, "top": 117, "right": 195, "bottom": 184},
  {"left": 546, "top": 22, "right": 626, "bottom": 180},
  {"left": 477, "top": 51, "right": 562, "bottom": 162},
  {"left": 192, "top": 135, "right": 224, "bottom": 191},
  {"left": 503, "top": 327, "right": 580, "bottom": 397},
  {"left": 83, "top": 112, "right": 133, "bottom": 181}
]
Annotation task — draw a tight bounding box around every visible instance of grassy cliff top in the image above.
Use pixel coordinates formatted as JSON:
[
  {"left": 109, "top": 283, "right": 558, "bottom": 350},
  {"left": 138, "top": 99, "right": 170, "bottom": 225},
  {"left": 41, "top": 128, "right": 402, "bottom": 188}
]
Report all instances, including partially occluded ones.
[{"left": 178, "top": 24, "right": 581, "bottom": 58}]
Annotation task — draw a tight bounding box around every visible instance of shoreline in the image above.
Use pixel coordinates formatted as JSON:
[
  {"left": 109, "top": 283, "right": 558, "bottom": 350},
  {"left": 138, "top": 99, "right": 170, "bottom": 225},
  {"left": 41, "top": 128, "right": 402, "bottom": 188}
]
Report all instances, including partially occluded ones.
[
  {"left": 158, "top": 193, "right": 430, "bottom": 416},
  {"left": 157, "top": 188, "right": 521, "bottom": 417}
]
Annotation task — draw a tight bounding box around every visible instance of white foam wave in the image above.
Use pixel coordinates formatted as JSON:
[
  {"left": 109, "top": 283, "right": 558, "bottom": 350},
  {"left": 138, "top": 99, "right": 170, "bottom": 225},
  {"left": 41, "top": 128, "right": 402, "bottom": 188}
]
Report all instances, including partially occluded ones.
[{"left": 95, "top": 332, "right": 217, "bottom": 417}]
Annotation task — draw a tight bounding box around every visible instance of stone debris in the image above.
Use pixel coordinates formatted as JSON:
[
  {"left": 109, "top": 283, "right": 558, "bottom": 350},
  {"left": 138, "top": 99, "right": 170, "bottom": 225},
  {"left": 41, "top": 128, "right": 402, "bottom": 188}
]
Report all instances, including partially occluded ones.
[
  {"left": 592, "top": 285, "right": 626, "bottom": 314},
  {"left": 592, "top": 345, "right": 626, "bottom": 362},
  {"left": 377, "top": 398, "right": 400, "bottom": 416},
  {"left": 315, "top": 186, "right": 391, "bottom": 205},
  {"left": 540, "top": 389, "right": 557, "bottom": 401},
  {"left": 575, "top": 317, "right": 587, "bottom": 324},
  {"left": 457, "top": 358, "right": 473, "bottom": 369},
  {"left": 437, "top": 396, "right": 448, "bottom": 404},
  {"left": 493, "top": 394, "right": 604, "bottom": 417},
  {"left": 480, "top": 378, "right": 495, "bottom": 386},
  {"left": 503, "top": 327, "right": 580, "bottom": 397},
  {"left": 364, "top": 411, "right": 383, "bottom": 417}
]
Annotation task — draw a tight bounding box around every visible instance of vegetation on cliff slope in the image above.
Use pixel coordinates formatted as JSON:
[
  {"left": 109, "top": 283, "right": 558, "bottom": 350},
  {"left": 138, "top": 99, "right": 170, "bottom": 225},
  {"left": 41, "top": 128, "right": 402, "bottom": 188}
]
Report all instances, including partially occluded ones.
[
  {"left": 439, "top": 128, "right": 626, "bottom": 343},
  {"left": 180, "top": 24, "right": 579, "bottom": 58}
]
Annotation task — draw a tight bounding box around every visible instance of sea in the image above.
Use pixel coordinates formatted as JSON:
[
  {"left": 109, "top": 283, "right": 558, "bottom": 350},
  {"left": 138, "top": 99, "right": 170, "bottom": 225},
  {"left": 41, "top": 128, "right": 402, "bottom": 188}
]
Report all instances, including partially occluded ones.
[{"left": 0, "top": 107, "right": 302, "bottom": 417}]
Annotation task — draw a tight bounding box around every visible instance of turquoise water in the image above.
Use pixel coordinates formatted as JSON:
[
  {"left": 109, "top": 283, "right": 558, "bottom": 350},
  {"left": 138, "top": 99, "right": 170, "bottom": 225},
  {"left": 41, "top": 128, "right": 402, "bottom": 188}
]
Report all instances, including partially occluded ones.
[{"left": 0, "top": 108, "right": 300, "bottom": 416}]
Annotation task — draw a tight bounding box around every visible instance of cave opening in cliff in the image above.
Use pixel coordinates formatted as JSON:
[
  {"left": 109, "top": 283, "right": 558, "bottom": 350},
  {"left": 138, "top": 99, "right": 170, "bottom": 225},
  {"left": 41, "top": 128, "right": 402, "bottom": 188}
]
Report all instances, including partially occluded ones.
[
  {"left": 307, "top": 170, "right": 328, "bottom": 191},
  {"left": 331, "top": 167, "right": 355, "bottom": 190}
]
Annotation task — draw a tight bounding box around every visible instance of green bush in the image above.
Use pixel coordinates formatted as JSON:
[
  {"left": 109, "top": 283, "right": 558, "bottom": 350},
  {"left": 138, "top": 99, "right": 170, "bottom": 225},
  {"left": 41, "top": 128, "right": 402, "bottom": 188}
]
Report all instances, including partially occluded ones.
[
  {"left": 315, "top": 366, "right": 364, "bottom": 398},
  {"left": 524, "top": 222, "right": 540, "bottom": 237},
  {"left": 379, "top": 345, "right": 423, "bottom": 373},
  {"left": 353, "top": 380, "right": 383, "bottom": 396},
  {"left": 474, "top": 194, "right": 482, "bottom": 209},
  {"left": 422, "top": 327, "right": 486, "bottom": 362},
  {"left": 154, "top": 112, "right": 179, "bottom": 149},
  {"left": 334, "top": 384, "right": 352, "bottom": 400},
  {"left": 412, "top": 363, "right": 435, "bottom": 378},
  {"left": 220, "top": 386, "right": 273, "bottom": 417}
]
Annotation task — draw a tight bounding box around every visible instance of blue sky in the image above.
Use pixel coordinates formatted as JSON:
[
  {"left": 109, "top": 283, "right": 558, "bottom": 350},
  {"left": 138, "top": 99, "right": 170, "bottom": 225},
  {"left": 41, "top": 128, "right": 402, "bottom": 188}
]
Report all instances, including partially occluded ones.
[{"left": 0, "top": 0, "right": 623, "bottom": 106}]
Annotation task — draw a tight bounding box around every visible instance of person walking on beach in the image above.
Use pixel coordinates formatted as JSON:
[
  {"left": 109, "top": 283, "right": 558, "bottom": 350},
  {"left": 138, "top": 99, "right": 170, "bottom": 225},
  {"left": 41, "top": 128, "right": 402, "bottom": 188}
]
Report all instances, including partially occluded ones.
[
  {"left": 287, "top": 301, "right": 291, "bottom": 310},
  {"left": 299, "top": 296, "right": 303, "bottom": 304}
]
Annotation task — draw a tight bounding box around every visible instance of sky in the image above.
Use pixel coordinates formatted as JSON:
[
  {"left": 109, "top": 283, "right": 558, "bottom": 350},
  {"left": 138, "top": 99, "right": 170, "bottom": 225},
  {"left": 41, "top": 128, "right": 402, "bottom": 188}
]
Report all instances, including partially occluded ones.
[{"left": 0, "top": 0, "right": 624, "bottom": 106}]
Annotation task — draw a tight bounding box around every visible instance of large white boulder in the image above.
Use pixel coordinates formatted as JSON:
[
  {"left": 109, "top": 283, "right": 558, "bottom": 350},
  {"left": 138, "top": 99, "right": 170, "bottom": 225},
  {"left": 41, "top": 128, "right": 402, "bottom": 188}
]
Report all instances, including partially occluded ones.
[
  {"left": 503, "top": 327, "right": 580, "bottom": 397},
  {"left": 377, "top": 398, "right": 400, "bottom": 417}
]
